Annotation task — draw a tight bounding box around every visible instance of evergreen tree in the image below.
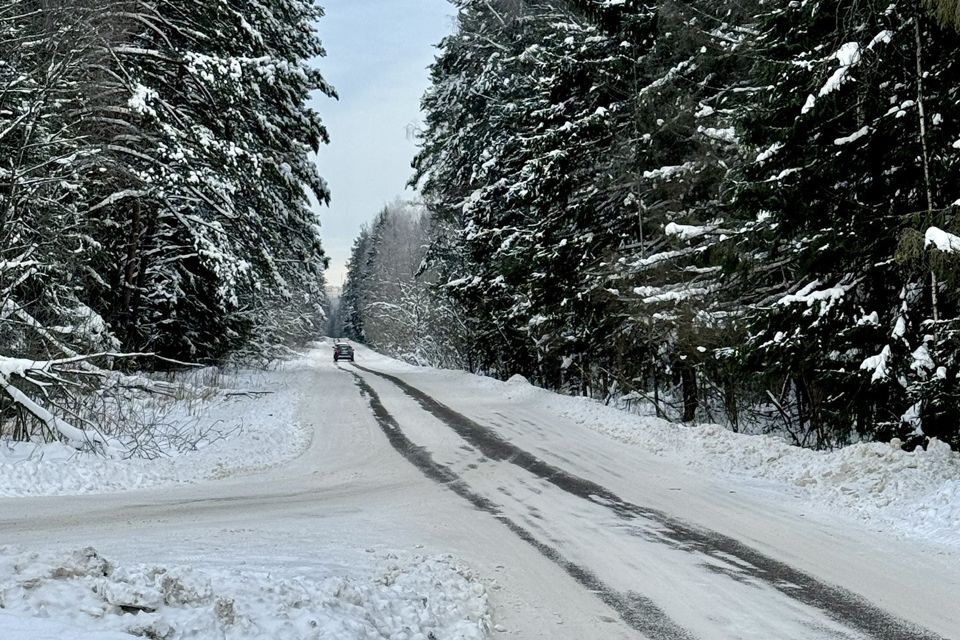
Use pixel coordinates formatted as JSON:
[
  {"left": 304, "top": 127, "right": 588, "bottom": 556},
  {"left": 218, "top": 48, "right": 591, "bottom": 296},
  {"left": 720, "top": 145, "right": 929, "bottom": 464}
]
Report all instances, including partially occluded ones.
[
  {"left": 731, "top": 0, "right": 960, "bottom": 447},
  {"left": 73, "top": 0, "right": 334, "bottom": 361},
  {"left": 416, "top": 0, "right": 757, "bottom": 415},
  {"left": 414, "top": 0, "right": 960, "bottom": 448},
  {"left": 416, "top": 0, "right": 661, "bottom": 386},
  {"left": 1, "top": 0, "right": 334, "bottom": 445},
  {"left": 340, "top": 227, "right": 375, "bottom": 343},
  {"left": 339, "top": 203, "right": 475, "bottom": 367},
  {"left": 589, "top": 0, "right": 759, "bottom": 421}
]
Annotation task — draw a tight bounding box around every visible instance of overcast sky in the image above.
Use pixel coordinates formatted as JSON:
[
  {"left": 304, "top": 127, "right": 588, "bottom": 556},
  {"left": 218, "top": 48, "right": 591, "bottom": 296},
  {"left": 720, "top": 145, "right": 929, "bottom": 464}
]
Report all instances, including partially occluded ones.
[{"left": 310, "top": 0, "right": 455, "bottom": 288}]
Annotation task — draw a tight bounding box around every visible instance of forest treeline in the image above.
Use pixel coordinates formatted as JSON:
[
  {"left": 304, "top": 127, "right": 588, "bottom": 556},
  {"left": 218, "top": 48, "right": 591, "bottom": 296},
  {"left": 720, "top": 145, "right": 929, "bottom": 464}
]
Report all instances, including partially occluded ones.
[
  {"left": 1, "top": 1, "right": 330, "bottom": 445},
  {"left": 342, "top": 0, "right": 960, "bottom": 450},
  {"left": 334, "top": 201, "right": 470, "bottom": 368}
]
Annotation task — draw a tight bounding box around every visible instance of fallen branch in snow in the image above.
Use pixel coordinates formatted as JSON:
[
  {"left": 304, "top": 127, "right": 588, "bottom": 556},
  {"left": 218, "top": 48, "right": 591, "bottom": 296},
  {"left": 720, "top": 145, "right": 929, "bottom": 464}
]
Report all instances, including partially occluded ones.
[
  {"left": 0, "top": 351, "right": 206, "bottom": 457},
  {"left": 224, "top": 390, "right": 273, "bottom": 398},
  {"left": 0, "top": 292, "right": 228, "bottom": 458},
  {"left": 2, "top": 300, "right": 193, "bottom": 397},
  {"left": 0, "top": 355, "right": 128, "bottom": 455}
]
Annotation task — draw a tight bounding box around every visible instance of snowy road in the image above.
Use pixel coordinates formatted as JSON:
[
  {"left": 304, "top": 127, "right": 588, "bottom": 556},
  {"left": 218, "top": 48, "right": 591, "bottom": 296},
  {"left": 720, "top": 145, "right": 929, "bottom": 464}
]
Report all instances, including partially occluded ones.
[{"left": 3, "top": 347, "right": 958, "bottom": 639}]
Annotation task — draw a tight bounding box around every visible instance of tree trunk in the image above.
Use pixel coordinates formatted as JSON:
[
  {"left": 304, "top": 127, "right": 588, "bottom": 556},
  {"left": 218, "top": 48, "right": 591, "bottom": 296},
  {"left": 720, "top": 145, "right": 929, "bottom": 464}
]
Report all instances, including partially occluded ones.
[
  {"left": 680, "top": 362, "right": 698, "bottom": 423},
  {"left": 129, "top": 204, "right": 157, "bottom": 351},
  {"left": 914, "top": 15, "right": 941, "bottom": 330},
  {"left": 724, "top": 376, "right": 739, "bottom": 433},
  {"left": 121, "top": 198, "right": 142, "bottom": 347}
]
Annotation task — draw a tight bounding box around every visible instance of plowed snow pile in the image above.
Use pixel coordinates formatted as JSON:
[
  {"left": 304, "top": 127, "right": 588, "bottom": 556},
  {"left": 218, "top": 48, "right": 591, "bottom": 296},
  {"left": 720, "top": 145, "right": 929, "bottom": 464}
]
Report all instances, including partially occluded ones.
[
  {"left": 0, "top": 547, "right": 491, "bottom": 640},
  {"left": 557, "top": 397, "right": 960, "bottom": 546}
]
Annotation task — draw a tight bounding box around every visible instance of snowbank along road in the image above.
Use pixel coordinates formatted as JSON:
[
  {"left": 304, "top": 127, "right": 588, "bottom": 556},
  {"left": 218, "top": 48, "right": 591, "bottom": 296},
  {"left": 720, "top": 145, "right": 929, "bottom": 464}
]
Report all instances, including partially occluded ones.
[{"left": 2, "top": 344, "right": 958, "bottom": 639}]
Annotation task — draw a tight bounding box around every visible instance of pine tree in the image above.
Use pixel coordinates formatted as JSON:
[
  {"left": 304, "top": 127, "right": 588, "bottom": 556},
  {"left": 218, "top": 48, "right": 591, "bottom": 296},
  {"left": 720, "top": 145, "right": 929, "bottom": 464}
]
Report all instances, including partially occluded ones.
[
  {"left": 340, "top": 227, "right": 375, "bottom": 343},
  {"left": 413, "top": 0, "right": 960, "bottom": 448},
  {"left": 1, "top": 0, "right": 335, "bottom": 447},
  {"left": 588, "top": 0, "right": 759, "bottom": 421}
]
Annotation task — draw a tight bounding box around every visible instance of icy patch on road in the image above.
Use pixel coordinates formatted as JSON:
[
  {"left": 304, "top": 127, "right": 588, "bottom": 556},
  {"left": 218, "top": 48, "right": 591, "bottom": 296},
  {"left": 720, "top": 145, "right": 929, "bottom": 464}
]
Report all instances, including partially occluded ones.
[
  {"left": 0, "top": 546, "right": 491, "bottom": 640},
  {"left": 0, "top": 368, "right": 311, "bottom": 497}
]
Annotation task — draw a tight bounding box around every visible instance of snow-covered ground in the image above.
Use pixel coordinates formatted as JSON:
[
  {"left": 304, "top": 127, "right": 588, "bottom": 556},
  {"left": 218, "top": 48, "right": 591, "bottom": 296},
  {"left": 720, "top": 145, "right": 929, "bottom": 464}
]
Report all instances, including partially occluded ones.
[
  {"left": 531, "top": 376, "right": 960, "bottom": 549},
  {"left": 0, "top": 368, "right": 311, "bottom": 497},
  {"left": 0, "top": 546, "right": 489, "bottom": 640},
  {"left": 9, "top": 344, "right": 955, "bottom": 548},
  {"left": 354, "top": 347, "right": 960, "bottom": 551},
  {"left": 0, "top": 351, "right": 495, "bottom": 640},
  {"left": 4, "top": 343, "right": 959, "bottom": 639},
  {"left": 334, "top": 346, "right": 960, "bottom": 638}
]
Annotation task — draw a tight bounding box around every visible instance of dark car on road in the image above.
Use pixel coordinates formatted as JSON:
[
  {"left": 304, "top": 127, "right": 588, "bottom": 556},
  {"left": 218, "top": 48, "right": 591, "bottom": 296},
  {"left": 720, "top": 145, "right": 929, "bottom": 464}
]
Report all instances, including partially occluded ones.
[{"left": 333, "top": 343, "right": 355, "bottom": 362}]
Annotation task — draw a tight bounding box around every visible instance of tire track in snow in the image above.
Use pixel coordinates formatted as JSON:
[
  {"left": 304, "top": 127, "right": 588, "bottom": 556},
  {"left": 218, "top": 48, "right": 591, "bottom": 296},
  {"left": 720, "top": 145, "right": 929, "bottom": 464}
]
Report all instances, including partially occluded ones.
[
  {"left": 347, "top": 370, "right": 696, "bottom": 640},
  {"left": 351, "top": 364, "right": 945, "bottom": 640}
]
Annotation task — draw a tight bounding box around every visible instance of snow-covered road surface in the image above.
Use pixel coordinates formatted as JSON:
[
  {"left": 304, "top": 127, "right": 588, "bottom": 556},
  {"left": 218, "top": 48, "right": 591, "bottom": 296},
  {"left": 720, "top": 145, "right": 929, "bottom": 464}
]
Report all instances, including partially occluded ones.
[{"left": 3, "top": 345, "right": 958, "bottom": 639}]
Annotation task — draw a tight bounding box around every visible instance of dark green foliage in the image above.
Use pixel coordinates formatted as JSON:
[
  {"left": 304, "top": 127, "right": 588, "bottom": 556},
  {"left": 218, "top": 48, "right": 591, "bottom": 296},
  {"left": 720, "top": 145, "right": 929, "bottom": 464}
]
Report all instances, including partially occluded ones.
[
  {"left": 340, "top": 223, "right": 378, "bottom": 343},
  {"left": 730, "top": 1, "right": 960, "bottom": 449},
  {"left": 412, "top": 0, "right": 960, "bottom": 449},
  {"left": 415, "top": 0, "right": 662, "bottom": 386},
  {"left": 1, "top": 0, "right": 333, "bottom": 366}
]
